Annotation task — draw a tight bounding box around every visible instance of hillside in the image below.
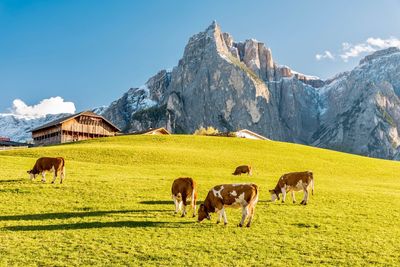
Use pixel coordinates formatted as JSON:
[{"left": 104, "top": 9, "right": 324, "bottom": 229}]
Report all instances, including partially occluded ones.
[{"left": 0, "top": 135, "right": 399, "bottom": 266}]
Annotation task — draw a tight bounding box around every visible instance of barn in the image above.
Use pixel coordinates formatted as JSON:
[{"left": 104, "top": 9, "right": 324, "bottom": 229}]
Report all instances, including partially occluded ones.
[{"left": 31, "top": 111, "right": 120, "bottom": 146}]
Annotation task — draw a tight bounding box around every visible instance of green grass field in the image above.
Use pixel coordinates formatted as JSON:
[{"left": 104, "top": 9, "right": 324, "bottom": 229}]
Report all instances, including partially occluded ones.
[{"left": 0, "top": 135, "right": 399, "bottom": 266}]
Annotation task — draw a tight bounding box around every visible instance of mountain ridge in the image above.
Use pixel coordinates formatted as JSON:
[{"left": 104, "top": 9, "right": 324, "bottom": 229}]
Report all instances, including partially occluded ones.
[{"left": 101, "top": 22, "right": 400, "bottom": 160}]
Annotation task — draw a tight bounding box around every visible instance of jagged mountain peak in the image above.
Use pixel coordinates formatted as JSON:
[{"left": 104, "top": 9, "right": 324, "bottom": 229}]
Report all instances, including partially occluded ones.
[{"left": 360, "top": 47, "right": 400, "bottom": 65}]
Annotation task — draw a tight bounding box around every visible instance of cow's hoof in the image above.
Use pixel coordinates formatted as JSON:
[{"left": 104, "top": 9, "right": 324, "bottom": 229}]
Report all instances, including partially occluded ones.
[
  {"left": 51, "top": 181, "right": 55, "bottom": 184},
  {"left": 293, "top": 201, "right": 296, "bottom": 204},
  {"left": 246, "top": 224, "right": 251, "bottom": 228},
  {"left": 192, "top": 214, "right": 196, "bottom": 218},
  {"left": 302, "top": 202, "right": 307, "bottom": 206},
  {"left": 216, "top": 221, "right": 220, "bottom": 224},
  {"left": 224, "top": 222, "right": 228, "bottom": 226},
  {"left": 238, "top": 224, "right": 243, "bottom": 227},
  {"left": 181, "top": 214, "right": 186, "bottom": 218}
]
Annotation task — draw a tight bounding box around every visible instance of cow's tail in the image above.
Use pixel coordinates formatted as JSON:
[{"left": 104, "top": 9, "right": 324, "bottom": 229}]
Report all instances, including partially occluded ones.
[
  {"left": 189, "top": 178, "right": 196, "bottom": 199},
  {"left": 309, "top": 171, "right": 314, "bottom": 195},
  {"left": 251, "top": 184, "right": 259, "bottom": 205},
  {"left": 61, "top": 157, "right": 66, "bottom": 178}
]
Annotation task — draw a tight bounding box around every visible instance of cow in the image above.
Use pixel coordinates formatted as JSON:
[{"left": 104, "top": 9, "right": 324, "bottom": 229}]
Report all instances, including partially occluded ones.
[
  {"left": 27, "top": 157, "right": 66, "bottom": 184},
  {"left": 198, "top": 183, "right": 259, "bottom": 227},
  {"left": 232, "top": 165, "right": 252, "bottom": 176},
  {"left": 269, "top": 171, "right": 314, "bottom": 205},
  {"left": 171, "top": 177, "right": 197, "bottom": 217}
]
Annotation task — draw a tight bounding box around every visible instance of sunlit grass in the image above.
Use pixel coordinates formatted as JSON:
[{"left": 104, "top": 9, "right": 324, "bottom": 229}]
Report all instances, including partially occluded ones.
[{"left": 0, "top": 135, "right": 399, "bottom": 266}]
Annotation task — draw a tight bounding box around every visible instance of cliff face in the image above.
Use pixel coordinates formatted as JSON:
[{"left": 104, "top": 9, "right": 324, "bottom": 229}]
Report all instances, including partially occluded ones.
[{"left": 102, "top": 22, "right": 400, "bottom": 160}]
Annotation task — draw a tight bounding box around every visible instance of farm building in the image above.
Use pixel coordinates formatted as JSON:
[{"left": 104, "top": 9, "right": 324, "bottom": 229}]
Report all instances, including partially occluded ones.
[
  {"left": 234, "top": 129, "right": 269, "bottom": 140},
  {"left": 31, "top": 111, "right": 120, "bottom": 146},
  {"left": 142, "top": 127, "right": 170, "bottom": 135},
  {"left": 128, "top": 127, "right": 171, "bottom": 136}
]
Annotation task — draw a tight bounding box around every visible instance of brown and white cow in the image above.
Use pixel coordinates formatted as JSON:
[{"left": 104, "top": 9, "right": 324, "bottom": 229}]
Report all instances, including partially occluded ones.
[
  {"left": 198, "top": 183, "right": 259, "bottom": 227},
  {"left": 232, "top": 165, "right": 252, "bottom": 176},
  {"left": 27, "top": 157, "right": 66, "bottom": 184},
  {"left": 269, "top": 171, "right": 314, "bottom": 205},
  {"left": 171, "top": 177, "right": 197, "bottom": 217}
]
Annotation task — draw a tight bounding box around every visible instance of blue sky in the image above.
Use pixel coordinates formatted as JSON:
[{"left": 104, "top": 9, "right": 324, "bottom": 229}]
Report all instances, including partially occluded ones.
[{"left": 1, "top": 0, "right": 399, "bottom": 114}]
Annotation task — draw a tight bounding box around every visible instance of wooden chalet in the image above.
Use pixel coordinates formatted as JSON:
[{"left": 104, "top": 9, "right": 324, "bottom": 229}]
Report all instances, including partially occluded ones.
[{"left": 31, "top": 111, "right": 120, "bottom": 146}]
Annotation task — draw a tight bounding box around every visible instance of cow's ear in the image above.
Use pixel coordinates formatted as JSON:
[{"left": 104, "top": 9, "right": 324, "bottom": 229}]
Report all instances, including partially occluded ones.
[{"left": 269, "top": 190, "right": 274, "bottom": 193}]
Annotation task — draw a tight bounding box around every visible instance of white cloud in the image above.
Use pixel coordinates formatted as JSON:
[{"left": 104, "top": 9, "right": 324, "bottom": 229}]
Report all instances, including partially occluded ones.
[
  {"left": 340, "top": 37, "right": 400, "bottom": 62},
  {"left": 315, "top": 50, "right": 335, "bottom": 61},
  {"left": 2, "top": 96, "right": 76, "bottom": 119}
]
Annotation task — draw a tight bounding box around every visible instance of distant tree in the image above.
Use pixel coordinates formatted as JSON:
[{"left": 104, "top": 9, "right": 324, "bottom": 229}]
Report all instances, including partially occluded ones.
[{"left": 193, "top": 126, "right": 219, "bottom": 136}]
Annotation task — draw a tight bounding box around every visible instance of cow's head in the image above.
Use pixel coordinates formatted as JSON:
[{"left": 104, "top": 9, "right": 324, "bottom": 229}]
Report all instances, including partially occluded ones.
[
  {"left": 27, "top": 169, "right": 38, "bottom": 179},
  {"left": 197, "top": 204, "right": 211, "bottom": 222},
  {"left": 269, "top": 189, "right": 280, "bottom": 202}
]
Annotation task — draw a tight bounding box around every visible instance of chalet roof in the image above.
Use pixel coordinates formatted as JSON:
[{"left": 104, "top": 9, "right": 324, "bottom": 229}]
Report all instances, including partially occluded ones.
[
  {"left": 30, "top": 111, "right": 121, "bottom": 132},
  {"left": 235, "top": 129, "right": 269, "bottom": 140},
  {"left": 128, "top": 127, "right": 171, "bottom": 135}
]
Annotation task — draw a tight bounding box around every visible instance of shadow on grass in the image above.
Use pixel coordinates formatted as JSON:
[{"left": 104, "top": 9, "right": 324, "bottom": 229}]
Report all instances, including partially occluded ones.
[
  {"left": 292, "top": 223, "right": 320, "bottom": 229},
  {"left": 140, "top": 200, "right": 204, "bottom": 205},
  {"left": 0, "top": 209, "right": 169, "bottom": 221},
  {"left": 0, "top": 179, "right": 23, "bottom": 183},
  {"left": 4, "top": 220, "right": 194, "bottom": 231},
  {"left": 139, "top": 200, "right": 172, "bottom": 205}
]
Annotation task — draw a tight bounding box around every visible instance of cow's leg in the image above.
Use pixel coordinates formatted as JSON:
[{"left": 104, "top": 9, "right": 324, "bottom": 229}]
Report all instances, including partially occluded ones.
[
  {"left": 238, "top": 206, "right": 248, "bottom": 227},
  {"left": 221, "top": 208, "right": 228, "bottom": 225},
  {"left": 291, "top": 191, "right": 296, "bottom": 203},
  {"left": 191, "top": 191, "right": 197, "bottom": 217},
  {"left": 41, "top": 171, "right": 46, "bottom": 183},
  {"left": 301, "top": 187, "right": 309, "bottom": 205},
  {"left": 281, "top": 187, "right": 287, "bottom": 203},
  {"left": 181, "top": 196, "right": 187, "bottom": 217},
  {"left": 172, "top": 195, "right": 179, "bottom": 214},
  {"left": 216, "top": 209, "right": 222, "bottom": 224},
  {"left": 246, "top": 205, "right": 255, "bottom": 227},
  {"left": 51, "top": 169, "right": 58, "bottom": 184},
  {"left": 60, "top": 166, "right": 65, "bottom": 184}
]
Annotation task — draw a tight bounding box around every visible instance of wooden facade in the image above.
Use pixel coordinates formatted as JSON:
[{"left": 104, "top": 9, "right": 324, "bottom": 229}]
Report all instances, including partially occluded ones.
[{"left": 31, "top": 111, "right": 120, "bottom": 146}]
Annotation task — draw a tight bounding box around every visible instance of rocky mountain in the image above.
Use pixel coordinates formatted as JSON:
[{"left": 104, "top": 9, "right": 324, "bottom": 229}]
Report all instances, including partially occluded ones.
[{"left": 101, "top": 21, "right": 400, "bottom": 160}]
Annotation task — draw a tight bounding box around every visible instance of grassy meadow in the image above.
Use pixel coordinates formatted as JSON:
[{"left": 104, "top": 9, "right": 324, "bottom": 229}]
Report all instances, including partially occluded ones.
[{"left": 0, "top": 135, "right": 399, "bottom": 266}]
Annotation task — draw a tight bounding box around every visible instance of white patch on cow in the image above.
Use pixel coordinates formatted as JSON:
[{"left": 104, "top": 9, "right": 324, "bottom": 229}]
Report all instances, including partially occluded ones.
[
  {"left": 271, "top": 193, "right": 278, "bottom": 202},
  {"left": 235, "top": 192, "right": 248, "bottom": 206},
  {"left": 212, "top": 186, "right": 224, "bottom": 199},
  {"left": 30, "top": 173, "right": 35, "bottom": 180},
  {"left": 230, "top": 190, "right": 237, "bottom": 197}
]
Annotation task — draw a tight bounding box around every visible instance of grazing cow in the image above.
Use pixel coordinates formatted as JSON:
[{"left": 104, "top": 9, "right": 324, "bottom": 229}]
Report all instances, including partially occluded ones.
[
  {"left": 198, "top": 183, "right": 259, "bottom": 227},
  {"left": 27, "top": 157, "right": 65, "bottom": 184},
  {"left": 171, "top": 177, "right": 197, "bottom": 217},
  {"left": 269, "top": 171, "right": 314, "bottom": 205},
  {"left": 232, "top": 165, "right": 252, "bottom": 176}
]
